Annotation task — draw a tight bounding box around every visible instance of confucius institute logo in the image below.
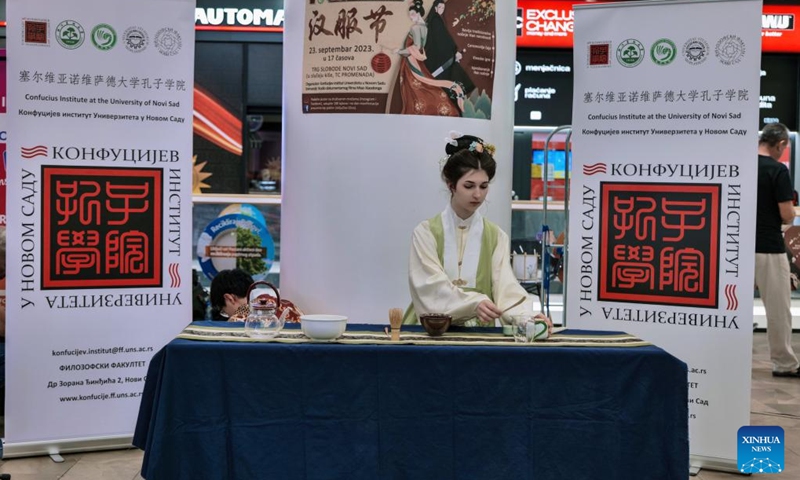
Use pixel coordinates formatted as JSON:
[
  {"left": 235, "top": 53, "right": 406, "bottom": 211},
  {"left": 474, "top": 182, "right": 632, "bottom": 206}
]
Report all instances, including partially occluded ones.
[
  {"left": 55, "top": 20, "right": 85, "bottom": 49},
  {"left": 616, "top": 39, "right": 644, "bottom": 67},
  {"left": 683, "top": 37, "right": 709, "bottom": 65},
  {"left": 91, "top": 23, "right": 117, "bottom": 51},
  {"left": 650, "top": 38, "right": 677, "bottom": 66}
]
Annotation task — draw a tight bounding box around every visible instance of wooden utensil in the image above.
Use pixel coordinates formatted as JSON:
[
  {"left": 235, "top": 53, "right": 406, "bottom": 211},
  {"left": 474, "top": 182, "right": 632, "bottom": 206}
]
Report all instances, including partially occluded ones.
[
  {"left": 500, "top": 296, "right": 526, "bottom": 315},
  {"left": 389, "top": 308, "right": 403, "bottom": 341}
]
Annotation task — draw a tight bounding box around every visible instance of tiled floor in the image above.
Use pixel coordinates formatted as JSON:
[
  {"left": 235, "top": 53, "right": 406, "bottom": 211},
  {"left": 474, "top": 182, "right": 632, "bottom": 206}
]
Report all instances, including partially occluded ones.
[{"left": 0, "top": 332, "right": 799, "bottom": 479}]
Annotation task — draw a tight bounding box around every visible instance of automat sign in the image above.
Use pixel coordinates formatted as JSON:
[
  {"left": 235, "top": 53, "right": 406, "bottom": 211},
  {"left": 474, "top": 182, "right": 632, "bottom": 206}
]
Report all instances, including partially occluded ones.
[
  {"left": 195, "top": 7, "right": 284, "bottom": 28},
  {"left": 195, "top": 0, "right": 284, "bottom": 29}
]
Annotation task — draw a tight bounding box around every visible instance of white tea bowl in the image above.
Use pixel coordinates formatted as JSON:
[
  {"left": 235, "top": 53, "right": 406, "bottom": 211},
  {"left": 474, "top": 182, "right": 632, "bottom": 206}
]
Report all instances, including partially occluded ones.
[{"left": 301, "top": 314, "right": 347, "bottom": 341}]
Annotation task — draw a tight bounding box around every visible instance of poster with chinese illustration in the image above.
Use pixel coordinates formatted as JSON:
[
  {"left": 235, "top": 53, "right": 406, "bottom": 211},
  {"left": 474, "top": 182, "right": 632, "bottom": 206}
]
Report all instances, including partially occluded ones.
[
  {"left": 568, "top": 0, "right": 761, "bottom": 465},
  {"left": 5, "top": 0, "right": 194, "bottom": 455},
  {"left": 302, "top": 0, "right": 496, "bottom": 118}
]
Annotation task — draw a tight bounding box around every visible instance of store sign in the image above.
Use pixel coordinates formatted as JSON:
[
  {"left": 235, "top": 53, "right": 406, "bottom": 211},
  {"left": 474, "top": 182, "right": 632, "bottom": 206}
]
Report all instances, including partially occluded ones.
[
  {"left": 516, "top": 1, "right": 579, "bottom": 49},
  {"left": 195, "top": 0, "right": 284, "bottom": 31},
  {"left": 759, "top": 55, "right": 799, "bottom": 131},
  {"left": 514, "top": 50, "right": 572, "bottom": 127},
  {"left": 516, "top": 1, "right": 800, "bottom": 53},
  {"left": 762, "top": 5, "right": 800, "bottom": 53}
]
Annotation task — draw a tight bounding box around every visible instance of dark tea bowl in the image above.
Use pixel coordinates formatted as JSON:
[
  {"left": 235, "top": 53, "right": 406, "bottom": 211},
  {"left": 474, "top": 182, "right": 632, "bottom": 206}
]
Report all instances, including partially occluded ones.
[{"left": 419, "top": 314, "right": 452, "bottom": 337}]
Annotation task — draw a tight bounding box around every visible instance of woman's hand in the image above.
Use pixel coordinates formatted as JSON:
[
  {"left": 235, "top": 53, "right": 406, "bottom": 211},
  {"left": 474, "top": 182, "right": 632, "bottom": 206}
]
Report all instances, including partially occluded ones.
[
  {"left": 476, "top": 300, "right": 502, "bottom": 325},
  {"left": 534, "top": 313, "right": 554, "bottom": 334}
]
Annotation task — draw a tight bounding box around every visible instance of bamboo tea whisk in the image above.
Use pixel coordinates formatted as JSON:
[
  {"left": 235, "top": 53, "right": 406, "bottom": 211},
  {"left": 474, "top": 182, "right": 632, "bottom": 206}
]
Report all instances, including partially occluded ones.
[{"left": 389, "top": 308, "right": 403, "bottom": 342}]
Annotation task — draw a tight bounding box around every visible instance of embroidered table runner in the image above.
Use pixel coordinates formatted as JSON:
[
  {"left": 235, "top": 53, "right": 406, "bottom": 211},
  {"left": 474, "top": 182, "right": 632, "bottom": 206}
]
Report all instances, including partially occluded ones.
[{"left": 177, "top": 324, "right": 651, "bottom": 348}]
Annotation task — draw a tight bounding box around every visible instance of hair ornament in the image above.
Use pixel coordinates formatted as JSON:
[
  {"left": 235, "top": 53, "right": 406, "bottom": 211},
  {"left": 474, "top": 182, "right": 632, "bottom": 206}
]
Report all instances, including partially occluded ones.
[
  {"left": 484, "top": 143, "right": 496, "bottom": 156},
  {"left": 469, "top": 141, "right": 484, "bottom": 153}
]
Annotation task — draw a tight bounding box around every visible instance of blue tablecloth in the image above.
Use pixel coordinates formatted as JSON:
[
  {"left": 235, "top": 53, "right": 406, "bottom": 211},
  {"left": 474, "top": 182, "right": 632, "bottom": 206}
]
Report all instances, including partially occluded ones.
[{"left": 134, "top": 322, "right": 688, "bottom": 480}]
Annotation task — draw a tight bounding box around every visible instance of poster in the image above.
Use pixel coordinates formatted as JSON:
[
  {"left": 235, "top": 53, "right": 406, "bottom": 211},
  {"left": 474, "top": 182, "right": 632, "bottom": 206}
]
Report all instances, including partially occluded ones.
[
  {"left": 5, "top": 0, "right": 195, "bottom": 457},
  {"left": 568, "top": 0, "right": 761, "bottom": 469},
  {"left": 196, "top": 203, "right": 276, "bottom": 281},
  {"left": 302, "top": 0, "right": 496, "bottom": 118}
]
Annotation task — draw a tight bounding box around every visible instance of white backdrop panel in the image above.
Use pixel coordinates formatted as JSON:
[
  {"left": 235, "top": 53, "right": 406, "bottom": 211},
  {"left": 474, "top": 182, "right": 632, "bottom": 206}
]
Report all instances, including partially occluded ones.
[{"left": 281, "top": 1, "right": 517, "bottom": 323}]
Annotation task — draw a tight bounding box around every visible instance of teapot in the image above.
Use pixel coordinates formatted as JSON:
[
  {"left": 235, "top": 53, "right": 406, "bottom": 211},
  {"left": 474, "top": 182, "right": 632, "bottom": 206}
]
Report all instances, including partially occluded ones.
[{"left": 244, "top": 281, "right": 291, "bottom": 339}]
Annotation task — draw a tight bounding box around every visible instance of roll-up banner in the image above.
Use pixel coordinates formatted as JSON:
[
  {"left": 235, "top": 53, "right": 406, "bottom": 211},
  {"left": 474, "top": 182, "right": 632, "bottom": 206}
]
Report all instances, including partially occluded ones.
[
  {"left": 5, "top": 0, "right": 195, "bottom": 457},
  {"left": 568, "top": 0, "right": 761, "bottom": 473}
]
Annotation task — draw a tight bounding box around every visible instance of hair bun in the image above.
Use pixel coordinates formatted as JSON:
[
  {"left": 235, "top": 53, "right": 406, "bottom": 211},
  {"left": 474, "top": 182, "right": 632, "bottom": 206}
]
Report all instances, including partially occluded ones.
[{"left": 445, "top": 134, "right": 484, "bottom": 155}]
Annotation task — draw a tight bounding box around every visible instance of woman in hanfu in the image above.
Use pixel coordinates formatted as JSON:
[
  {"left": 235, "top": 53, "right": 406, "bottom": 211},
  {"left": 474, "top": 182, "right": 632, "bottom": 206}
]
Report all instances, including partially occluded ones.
[
  {"left": 388, "top": 0, "right": 465, "bottom": 116},
  {"left": 424, "top": 0, "right": 475, "bottom": 98},
  {"left": 404, "top": 132, "right": 553, "bottom": 329}
]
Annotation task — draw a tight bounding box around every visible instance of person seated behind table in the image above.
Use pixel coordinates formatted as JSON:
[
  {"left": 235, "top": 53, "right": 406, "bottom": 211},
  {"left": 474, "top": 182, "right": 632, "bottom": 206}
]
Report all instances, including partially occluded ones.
[
  {"left": 405, "top": 132, "right": 552, "bottom": 329},
  {"left": 209, "top": 269, "right": 253, "bottom": 320}
]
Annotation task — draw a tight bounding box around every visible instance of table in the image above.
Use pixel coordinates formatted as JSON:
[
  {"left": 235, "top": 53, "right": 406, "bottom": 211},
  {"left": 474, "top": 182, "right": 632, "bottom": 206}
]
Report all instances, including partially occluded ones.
[{"left": 134, "top": 322, "right": 688, "bottom": 480}]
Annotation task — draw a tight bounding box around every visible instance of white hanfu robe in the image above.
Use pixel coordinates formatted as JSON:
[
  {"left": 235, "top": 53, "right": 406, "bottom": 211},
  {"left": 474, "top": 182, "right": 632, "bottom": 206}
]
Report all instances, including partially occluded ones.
[{"left": 406, "top": 205, "right": 532, "bottom": 326}]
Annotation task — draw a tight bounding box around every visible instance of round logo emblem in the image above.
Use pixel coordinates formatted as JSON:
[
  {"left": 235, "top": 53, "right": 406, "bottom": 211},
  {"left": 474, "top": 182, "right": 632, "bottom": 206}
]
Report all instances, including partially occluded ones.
[
  {"left": 715, "top": 35, "right": 745, "bottom": 65},
  {"left": 515, "top": 61, "right": 522, "bottom": 75},
  {"left": 196, "top": 213, "right": 275, "bottom": 281},
  {"left": 55, "top": 20, "right": 85, "bottom": 50},
  {"left": 650, "top": 38, "right": 677, "bottom": 66},
  {"left": 616, "top": 39, "right": 645, "bottom": 68},
  {"left": 154, "top": 27, "right": 182, "bottom": 56},
  {"left": 123, "top": 26, "right": 148, "bottom": 53},
  {"left": 91, "top": 24, "right": 117, "bottom": 51},
  {"left": 683, "top": 37, "right": 709, "bottom": 65}
]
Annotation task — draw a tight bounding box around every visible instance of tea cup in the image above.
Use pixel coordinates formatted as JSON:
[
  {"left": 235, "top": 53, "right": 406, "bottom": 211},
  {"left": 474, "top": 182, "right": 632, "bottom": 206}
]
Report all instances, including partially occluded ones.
[
  {"left": 511, "top": 314, "right": 549, "bottom": 343},
  {"left": 526, "top": 319, "right": 549, "bottom": 341},
  {"left": 419, "top": 314, "right": 452, "bottom": 336}
]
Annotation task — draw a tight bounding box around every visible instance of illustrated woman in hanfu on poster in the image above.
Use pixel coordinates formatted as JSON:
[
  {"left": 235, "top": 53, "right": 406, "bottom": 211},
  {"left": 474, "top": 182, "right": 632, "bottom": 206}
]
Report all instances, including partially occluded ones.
[
  {"left": 387, "top": 0, "right": 495, "bottom": 118},
  {"left": 423, "top": 0, "right": 475, "bottom": 98},
  {"left": 388, "top": 0, "right": 465, "bottom": 116}
]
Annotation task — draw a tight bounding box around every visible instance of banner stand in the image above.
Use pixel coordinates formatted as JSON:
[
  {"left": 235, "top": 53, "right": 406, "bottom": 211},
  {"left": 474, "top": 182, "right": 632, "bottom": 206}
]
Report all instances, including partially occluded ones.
[
  {"left": 2, "top": 435, "right": 132, "bottom": 460},
  {"left": 690, "top": 455, "right": 742, "bottom": 476},
  {"left": 5, "top": 0, "right": 195, "bottom": 457},
  {"left": 569, "top": 0, "right": 762, "bottom": 474}
]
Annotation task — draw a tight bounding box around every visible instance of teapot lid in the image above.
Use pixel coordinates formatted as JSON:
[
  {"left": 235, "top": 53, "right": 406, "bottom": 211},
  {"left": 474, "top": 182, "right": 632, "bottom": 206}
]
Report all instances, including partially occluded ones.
[
  {"left": 247, "top": 281, "right": 281, "bottom": 310},
  {"left": 251, "top": 296, "right": 276, "bottom": 312}
]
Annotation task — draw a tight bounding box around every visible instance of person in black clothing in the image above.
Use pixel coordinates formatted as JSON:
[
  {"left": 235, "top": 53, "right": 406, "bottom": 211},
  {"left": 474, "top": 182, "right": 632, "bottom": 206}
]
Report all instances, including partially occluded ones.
[
  {"left": 755, "top": 123, "right": 800, "bottom": 377},
  {"left": 424, "top": 0, "right": 475, "bottom": 97},
  {"left": 192, "top": 269, "right": 209, "bottom": 320}
]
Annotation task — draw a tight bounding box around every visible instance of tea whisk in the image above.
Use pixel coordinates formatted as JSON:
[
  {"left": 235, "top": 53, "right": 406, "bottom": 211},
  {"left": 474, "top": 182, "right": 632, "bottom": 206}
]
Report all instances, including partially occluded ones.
[{"left": 389, "top": 308, "right": 403, "bottom": 341}]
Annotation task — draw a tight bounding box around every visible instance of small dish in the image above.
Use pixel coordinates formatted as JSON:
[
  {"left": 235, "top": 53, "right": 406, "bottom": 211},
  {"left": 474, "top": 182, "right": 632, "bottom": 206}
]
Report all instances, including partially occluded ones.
[{"left": 419, "top": 314, "right": 452, "bottom": 336}]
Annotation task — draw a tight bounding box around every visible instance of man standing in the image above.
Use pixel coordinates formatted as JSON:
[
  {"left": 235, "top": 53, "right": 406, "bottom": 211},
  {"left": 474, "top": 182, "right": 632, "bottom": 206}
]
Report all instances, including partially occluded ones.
[{"left": 756, "top": 123, "right": 799, "bottom": 377}]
